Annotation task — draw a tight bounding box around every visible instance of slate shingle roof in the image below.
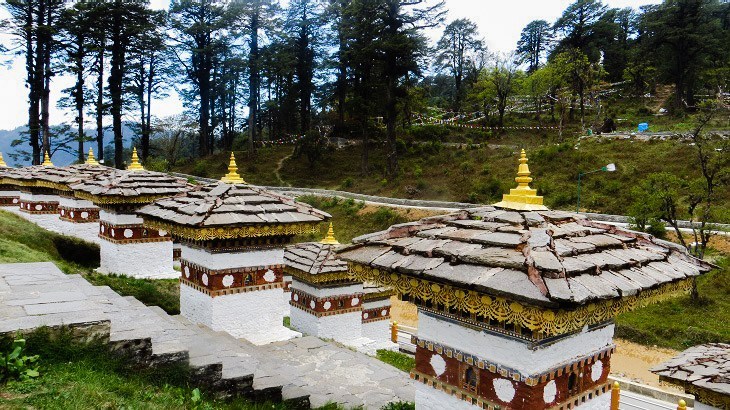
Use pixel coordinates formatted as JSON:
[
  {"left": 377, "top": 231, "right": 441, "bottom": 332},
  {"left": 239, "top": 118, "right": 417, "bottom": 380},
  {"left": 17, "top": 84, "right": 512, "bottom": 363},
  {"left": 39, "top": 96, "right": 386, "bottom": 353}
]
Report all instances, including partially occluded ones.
[
  {"left": 652, "top": 343, "right": 730, "bottom": 397},
  {"left": 137, "top": 182, "right": 330, "bottom": 228},
  {"left": 337, "top": 206, "right": 713, "bottom": 308},
  {"left": 70, "top": 170, "right": 191, "bottom": 199},
  {"left": 284, "top": 242, "right": 347, "bottom": 275}
]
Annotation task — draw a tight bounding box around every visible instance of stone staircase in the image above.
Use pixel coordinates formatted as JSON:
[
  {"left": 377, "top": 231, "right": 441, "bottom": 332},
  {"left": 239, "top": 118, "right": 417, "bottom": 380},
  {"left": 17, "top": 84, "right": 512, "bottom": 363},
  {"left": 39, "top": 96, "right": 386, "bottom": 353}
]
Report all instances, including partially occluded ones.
[{"left": 0, "top": 262, "right": 414, "bottom": 409}]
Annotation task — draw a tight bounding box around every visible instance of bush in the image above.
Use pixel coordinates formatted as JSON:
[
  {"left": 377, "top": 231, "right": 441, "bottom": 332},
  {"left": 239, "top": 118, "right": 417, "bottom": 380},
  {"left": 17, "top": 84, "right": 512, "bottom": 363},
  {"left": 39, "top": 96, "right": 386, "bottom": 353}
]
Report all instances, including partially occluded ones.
[
  {"left": 340, "top": 177, "right": 354, "bottom": 189},
  {"left": 52, "top": 236, "right": 100, "bottom": 268},
  {"left": 381, "top": 402, "right": 416, "bottom": 410},
  {"left": 0, "top": 338, "right": 39, "bottom": 384},
  {"left": 413, "top": 166, "right": 422, "bottom": 178}
]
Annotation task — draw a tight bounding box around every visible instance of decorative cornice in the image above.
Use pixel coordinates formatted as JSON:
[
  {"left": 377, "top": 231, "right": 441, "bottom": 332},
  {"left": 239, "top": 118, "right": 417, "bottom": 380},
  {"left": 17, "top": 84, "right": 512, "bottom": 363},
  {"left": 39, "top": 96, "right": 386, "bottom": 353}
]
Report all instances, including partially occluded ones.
[
  {"left": 284, "top": 265, "right": 351, "bottom": 284},
  {"left": 144, "top": 218, "right": 320, "bottom": 241},
  {"left": 348, "top": 262, "right": 693, "bottom": 337}
]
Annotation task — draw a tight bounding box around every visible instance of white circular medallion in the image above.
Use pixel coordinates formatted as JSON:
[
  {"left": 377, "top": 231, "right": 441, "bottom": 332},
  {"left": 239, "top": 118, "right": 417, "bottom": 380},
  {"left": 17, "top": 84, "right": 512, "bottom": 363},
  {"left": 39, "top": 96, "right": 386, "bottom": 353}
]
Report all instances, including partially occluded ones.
[
  {"left": 111, "top": 229, "right": 115, "bottom": 237},
  {"left": 493, "top": 378, "right": 516, "bottom": 403},
  {"left": 101, "top": 225, "right": 105, "bottom": 233},
  {"left": 123, "top": 229, "right": 133, "bottom": 238},
  {"left": 323, "top": 301, "right": 331, "bottom": 310},
  {"left": 293, "top": 293, "right": 299, "bottom": 302},
  {"left": 351, "top": 297, "right": 359, "bottom": 305},
  {"left": 202, "top": 274, "right": 208, "bottom": 286},
  {"left": 60, "top": 209, "right": 65, "bottom": 216},
  {"left": 159, "top": 230, "right": 167, "bottom": 236},
  {"left": 591, "top": 360, "right": 604, "bottom": 381},
  {"left": 382, "top": 309, "right": 388, "bottom": 316},
  {"left": 222, "top": 275, "right": 234, "bottom": 288},
  {"left": 184, "top": 266, "right": 190, "bottom": 278},
  {"left": 81, "top": 212, "right": 89, "bottom": 219},
  {"left": 364, "top": 312, "right": 369, "bottom": 319},
  {"left": 263, "top": 269, "right": 276, "bottom": 282},
  {"left": 430, "top": 354, "right": 446, "bottom": 377},
  {"left": 309, "top": 300, "right": 316, "bottom": 309},
  {"left": 70, "top": 211, "right": 74, "bottom": 218},
  {"left": 543, "top": 380, "right": 557, "bottom": 404},
  {"left": 35, "top": 204, "right": 42, "bottom": 211},
  {"left": 12, "top": 198, "right": 17, "bottom": 204}
]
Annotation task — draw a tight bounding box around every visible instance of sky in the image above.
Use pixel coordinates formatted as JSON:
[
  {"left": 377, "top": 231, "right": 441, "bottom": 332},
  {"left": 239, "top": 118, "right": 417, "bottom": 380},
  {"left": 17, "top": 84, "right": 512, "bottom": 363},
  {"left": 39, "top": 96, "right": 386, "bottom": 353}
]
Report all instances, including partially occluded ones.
[{"left": 0, "top": 0, "right": 662, "bottom": 131}]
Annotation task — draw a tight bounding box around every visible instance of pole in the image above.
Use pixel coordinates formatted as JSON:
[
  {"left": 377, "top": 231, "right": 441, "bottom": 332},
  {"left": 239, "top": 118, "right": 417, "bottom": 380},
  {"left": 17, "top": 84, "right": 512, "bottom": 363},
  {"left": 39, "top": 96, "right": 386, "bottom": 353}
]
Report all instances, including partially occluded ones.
[
  {"left": 610, "top": 381, "right": 620, "bottom": 410},
  {"left": 576, "top": 172, "right": 583, "bottom": 213}
]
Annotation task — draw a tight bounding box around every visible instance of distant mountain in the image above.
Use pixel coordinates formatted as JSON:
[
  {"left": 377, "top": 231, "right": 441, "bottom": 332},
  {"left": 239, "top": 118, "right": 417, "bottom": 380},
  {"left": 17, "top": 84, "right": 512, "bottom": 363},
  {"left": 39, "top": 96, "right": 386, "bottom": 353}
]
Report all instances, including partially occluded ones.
[{"left": 0, "top": 124, "right": 135, "bottom": 167}]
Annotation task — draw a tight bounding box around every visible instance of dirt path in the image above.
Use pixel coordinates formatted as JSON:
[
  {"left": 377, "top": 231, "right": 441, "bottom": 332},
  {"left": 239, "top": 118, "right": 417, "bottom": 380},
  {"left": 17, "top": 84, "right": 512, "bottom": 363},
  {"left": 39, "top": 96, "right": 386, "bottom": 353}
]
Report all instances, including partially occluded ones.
[{"left": 274, "top": 147, "right": 295, "bottom": 186}]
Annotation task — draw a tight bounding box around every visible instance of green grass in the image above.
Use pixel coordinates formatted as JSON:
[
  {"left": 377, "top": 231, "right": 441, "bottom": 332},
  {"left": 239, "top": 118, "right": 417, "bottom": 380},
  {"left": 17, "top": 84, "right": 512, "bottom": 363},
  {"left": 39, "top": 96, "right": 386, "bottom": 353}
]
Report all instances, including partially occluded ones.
[
  {"left": 0, "top": 328, "right": 291, "bottom": 410},
  {"left": 376, "top": 350, "right": 415, "bottom": 373},
  {"left": 85, "top": 273, "right": 181, "bottom": 315},
  {"left": 615, "top": 257, "right": 730, "bottom": 350}
]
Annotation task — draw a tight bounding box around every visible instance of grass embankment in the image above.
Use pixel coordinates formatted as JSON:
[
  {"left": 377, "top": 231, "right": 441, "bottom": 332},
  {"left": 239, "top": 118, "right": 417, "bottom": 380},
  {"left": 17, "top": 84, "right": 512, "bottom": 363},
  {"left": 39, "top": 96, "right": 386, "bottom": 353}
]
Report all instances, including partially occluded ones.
[
  {"left": 0, "top": 329, "right": 291, "bottom": 410},
  {"left": 376, "top": 350, "right": 416, "bottom": 374},
  {"left": 173, "top": 129, "right": 729, "bottom": 222}
]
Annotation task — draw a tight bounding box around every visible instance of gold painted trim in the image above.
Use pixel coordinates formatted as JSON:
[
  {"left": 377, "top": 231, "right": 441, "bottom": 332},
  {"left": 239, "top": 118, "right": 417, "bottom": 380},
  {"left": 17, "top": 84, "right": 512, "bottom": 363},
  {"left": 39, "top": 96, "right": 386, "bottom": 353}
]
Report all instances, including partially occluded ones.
[
  {"left": 144, "top": 218, "right": 320, "bottom": 240},
  {"left": 283, "top": 265, "right": 350, "bottom": 284},
  {"left": 348, "top": 262, "right": 693, "bottom": 337}
]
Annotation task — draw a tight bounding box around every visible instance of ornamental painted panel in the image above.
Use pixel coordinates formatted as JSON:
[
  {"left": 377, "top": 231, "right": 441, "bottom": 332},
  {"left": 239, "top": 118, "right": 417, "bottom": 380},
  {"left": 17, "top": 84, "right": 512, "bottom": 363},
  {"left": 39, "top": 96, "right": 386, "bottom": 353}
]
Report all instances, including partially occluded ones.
[
  {"left": 180, "top": 260, "right": 285, "bottom": 292},
  {"left": 99, "top": 221, "right": 170, "bottom": 243}
]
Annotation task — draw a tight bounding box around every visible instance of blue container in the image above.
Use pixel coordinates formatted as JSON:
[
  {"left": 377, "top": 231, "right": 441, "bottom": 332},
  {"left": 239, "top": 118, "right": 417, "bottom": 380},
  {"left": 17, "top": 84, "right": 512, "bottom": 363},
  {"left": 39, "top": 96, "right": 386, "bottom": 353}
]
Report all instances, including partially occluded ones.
[{"left": 638, "top": 123, "right": 649, "bottom": 132}]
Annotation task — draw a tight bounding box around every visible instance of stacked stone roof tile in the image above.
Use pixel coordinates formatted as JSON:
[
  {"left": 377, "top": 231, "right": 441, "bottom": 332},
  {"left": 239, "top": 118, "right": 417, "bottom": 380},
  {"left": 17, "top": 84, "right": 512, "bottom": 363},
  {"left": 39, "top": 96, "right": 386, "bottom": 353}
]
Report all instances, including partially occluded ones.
[
  {"left": 70, "top": 170, "right": 191, "bottom": 199},
  {"left": 652, "top": 343, "right": 730, "bottom": 397},
  {"left": 137, "top": 182, "right": 330, "bottom": 228},
  {"left": 338, "top": 206, "right": 712, "bottom": 308},
  {"left": 284, "top": 242, "right": 347, "bottom": 275}
]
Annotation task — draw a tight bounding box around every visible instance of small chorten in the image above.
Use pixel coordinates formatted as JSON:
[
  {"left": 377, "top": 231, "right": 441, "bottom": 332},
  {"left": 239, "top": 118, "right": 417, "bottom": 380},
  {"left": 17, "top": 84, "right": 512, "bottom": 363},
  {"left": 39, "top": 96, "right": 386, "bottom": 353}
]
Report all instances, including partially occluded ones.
[
  {"left": 86, "top": 148, "right": 99, "bottom": 166},
  {"left": 220, "top": 152, "right": 246, "bottom": 184},
  {"left": 493, "top": 149, "right": 547, "bottom": 211},
  {"left": 127, "top": 147, "right": 144, "bottom": 171},
  {"left": 320, "top": 222, "right": 340, "bottom": 245},
  {"left": 42, "top": 151, "right": 54, "bottom": 167},
  {"left": 0, "top": 152, "right": 7, "bottom": 167}
]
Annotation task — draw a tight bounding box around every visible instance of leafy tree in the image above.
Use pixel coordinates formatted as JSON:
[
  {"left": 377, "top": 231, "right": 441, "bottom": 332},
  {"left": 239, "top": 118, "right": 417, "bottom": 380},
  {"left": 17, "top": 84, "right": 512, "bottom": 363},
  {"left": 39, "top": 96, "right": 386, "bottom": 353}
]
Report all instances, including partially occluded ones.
[
  {"left": 516, "top": 19, "right": 552, "bottom": 73},
  {"left": 436, "top": 18, "right": 484, "bottom": 112},
  {"left": 641, "top": 0, "right": 725, "bottom": 110},
  {"left": 595, "top": 7, "right": 636, "bottom": 82},
  {"left": 552, "top": 0, "right": 607, "bottom": 62}
]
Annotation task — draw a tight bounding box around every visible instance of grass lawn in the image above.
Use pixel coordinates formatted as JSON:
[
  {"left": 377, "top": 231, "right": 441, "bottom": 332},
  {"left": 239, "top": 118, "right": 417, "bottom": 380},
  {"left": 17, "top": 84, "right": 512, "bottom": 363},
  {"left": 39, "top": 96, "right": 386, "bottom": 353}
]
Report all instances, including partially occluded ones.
[
  {"left": 376, "top": 350, "right": 416, "bottom": 374},
  {"left": 615, "top": 256, "right": 730, "bottom": 351}
]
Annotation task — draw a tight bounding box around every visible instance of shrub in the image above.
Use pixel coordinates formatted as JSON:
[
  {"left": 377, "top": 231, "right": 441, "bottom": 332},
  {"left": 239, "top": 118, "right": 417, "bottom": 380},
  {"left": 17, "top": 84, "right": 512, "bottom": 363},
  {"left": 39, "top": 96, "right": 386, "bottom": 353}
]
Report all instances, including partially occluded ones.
[
  {"left": 381, "top": 402, "right": 416, "bottom": 410},
  {"left": 0, "top": 339, "right": 39, "bottom": 384},
  {"left": 52, "top": 236, "right": 100, "bottom": 268},
  {"left": 340, "top": 177, "right": 354, "bottom": 189},
  {"left": 413, "top": 165, "right": 422, "bottom": 178}
]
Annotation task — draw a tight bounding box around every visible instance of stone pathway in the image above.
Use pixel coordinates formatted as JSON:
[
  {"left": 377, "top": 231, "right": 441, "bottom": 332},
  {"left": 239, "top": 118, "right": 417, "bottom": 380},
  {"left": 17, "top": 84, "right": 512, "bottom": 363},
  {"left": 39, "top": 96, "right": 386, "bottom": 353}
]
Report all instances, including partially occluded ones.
[{"left": 0, "top": 262, "right": 415, "bottom": 409}]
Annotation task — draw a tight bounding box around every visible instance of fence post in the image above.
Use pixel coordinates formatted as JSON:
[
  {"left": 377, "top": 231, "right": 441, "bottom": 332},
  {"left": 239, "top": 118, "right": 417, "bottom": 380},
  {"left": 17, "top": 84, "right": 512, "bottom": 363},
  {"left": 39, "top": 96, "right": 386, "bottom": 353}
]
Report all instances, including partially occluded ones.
[
  {"left": 610, "top": 381, "right": 620, "bottom": 410},
  {"left": 391, "top": 321, "right": 398, "bottom": 343}
]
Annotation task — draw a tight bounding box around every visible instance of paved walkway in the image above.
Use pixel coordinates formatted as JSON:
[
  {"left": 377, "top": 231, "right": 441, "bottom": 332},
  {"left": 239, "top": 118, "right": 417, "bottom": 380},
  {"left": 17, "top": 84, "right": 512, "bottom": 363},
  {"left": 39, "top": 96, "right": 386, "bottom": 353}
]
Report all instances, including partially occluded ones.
[{"left": 0, "top": 262, "right": 415, "bottom": 409}]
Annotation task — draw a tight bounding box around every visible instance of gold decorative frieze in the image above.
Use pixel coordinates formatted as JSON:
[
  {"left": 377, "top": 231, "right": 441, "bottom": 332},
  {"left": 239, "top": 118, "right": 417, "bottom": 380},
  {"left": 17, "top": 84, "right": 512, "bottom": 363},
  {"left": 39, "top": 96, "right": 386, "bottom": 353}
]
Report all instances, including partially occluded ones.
[
  {"left": 144, "top": 218, "right": 320, "bottom": 241},
  {"left": 348, "top": 262, "right": 693, "bottom": 337},
  {"left": 283, "top": 265, "right": 351, "bottom": 284}
]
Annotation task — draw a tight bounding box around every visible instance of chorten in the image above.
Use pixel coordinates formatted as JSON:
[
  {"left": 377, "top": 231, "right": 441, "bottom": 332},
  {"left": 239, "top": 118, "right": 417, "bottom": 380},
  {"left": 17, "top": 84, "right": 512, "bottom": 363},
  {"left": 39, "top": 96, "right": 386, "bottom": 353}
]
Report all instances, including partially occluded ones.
[
  {"left": 0, "top": 152, "right": 20, "bottom": 208},
  {"left": 338, "top": 150, "right": 713, "bottom": 410},
  {"left": 1, "top": 151, "right": 62, "bottom": 225},
  {"left": 70, "top": 148, "right": 191, "bottom": 278},
  {"left": 137, "top": 153, "right": 330, "bottom": 344}
]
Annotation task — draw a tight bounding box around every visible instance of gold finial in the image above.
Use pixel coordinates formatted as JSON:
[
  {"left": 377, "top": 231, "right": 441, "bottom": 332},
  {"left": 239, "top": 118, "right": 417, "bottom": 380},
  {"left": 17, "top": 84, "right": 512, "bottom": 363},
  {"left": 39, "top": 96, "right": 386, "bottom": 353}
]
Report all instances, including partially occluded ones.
[
  {"left": 320, "top": 222, "right": 340, "bottom": 245},
  {"left": 492, "top": 149, "right": 547, "bottom": 211},
  {"left": 677, "top": 399, "right": 687, "bottom": 410},
  {"left": 0, "top": 152, "right": 7, "bottom": 167},
  {"left": 220, "top": 152, "right": 246, "bottom": 184},
  {"left": 42, "top": 150, "right": 54, "bottom": 167},
  {"left": 86, "top": 148, "right": 99, "bottom": 165},
  {"left": 127, "top": 147, "right": 144, "bottom": 171}
]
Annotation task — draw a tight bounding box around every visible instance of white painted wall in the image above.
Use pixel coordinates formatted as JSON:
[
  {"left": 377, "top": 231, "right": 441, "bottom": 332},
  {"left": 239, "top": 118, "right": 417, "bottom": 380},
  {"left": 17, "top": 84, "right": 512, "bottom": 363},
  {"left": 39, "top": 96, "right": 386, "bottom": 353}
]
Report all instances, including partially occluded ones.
[
  {"left": 98, "top": 239, "right": 176, "bottom": 279},
  {"left": 415, "top": 382, "right": 480, "bottom": 410},
  {"left": 181, "top": 245, "right": 283, "bottom": 270},
  {"left": 291, "top": 279, "right": 364, "bottom": 299},
  {"left": 100, "top": 209, "right": 143, "bottom": 225},
  {"left": 290, "top": 306, "right": 363, "bottom": 342},
  {"left": 0, "top": 189, "right": 20, "bottom": 198},
  {"left": 180, "top": 283, "right": 300, "bottom": 345},
  {"left": 363, "top": 298, "right": 390, "bottom": 310},
  {"left": 58, "top": 196, "right": 96, "bottom": 208},
  {"left": 574, "top": 391, "right": 610, "bottom": 409},
  {"left": 417, "top": 311, "right": 614, "bottom": 376},
  {"left": 362, "top": 318, "right": 391, "bottom": 344},
  {"left": 695, "top": 402, "right": 721, "bottom": 410},
  {"left": 19, "top": 192, "right": 59, "bottom": 202}
]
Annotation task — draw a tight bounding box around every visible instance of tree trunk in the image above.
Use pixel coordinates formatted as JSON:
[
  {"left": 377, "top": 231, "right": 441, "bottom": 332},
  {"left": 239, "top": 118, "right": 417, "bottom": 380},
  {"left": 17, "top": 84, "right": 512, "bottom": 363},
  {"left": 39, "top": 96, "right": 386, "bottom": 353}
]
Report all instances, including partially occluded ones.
[
  {"left": 248, "top": 10, "right": 259, "bottom": 154},
  {"left": 109, "top": 7, "right": 125, "bottom": 169},
  {"left": 76, "top": 48, "right": 85, "bottom": 163},
  {"left": 96, "top": 42, "right": 105, "bottom": 161}
]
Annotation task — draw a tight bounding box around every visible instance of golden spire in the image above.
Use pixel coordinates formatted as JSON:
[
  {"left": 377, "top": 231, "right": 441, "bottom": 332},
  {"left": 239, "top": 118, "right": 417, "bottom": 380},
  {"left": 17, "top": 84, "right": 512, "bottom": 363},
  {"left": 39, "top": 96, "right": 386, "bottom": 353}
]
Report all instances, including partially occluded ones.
[
  {"left": 86, "top": 148, "right": 99, "bottom": 165},
  {"left": 220, "top": 152, "right": 246, "bottom": 184},
  {"left": 493, "top": 149, "right": 547, "bottom": 211},
  {"left": 320, "top": 222, "right": 340, "bottom": 245},
  {"left": 42, "top": 150, "right": 54, "bottom": 167},
  {"left": 0, "top": 152, "right": 7, "bottom": 167},
  {"left": 127, "top": 147, "right": 144, "bottom": 171}
]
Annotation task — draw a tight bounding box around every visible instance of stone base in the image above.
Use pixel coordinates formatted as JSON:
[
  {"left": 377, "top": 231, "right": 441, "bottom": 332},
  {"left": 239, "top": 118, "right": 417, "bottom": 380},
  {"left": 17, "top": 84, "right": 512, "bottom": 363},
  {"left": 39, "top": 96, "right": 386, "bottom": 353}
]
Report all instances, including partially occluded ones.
[
  {"left": 415, "top": 383, "right": 480, "bottom": 410},
  {"left": 180, "top": 282, "right": 299, "bottom": 345},
  {"left": 362, "top": 319, "right": 392, "bottom": 345},
  {"left": 574, "top": 391, "right": 611, "bottom": 409},
  {"left": 98, "top": 239, "right": 176, "bottom": 279},
  {"left": 290, "top": 306, "right": 362, "bottom": 342}
]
